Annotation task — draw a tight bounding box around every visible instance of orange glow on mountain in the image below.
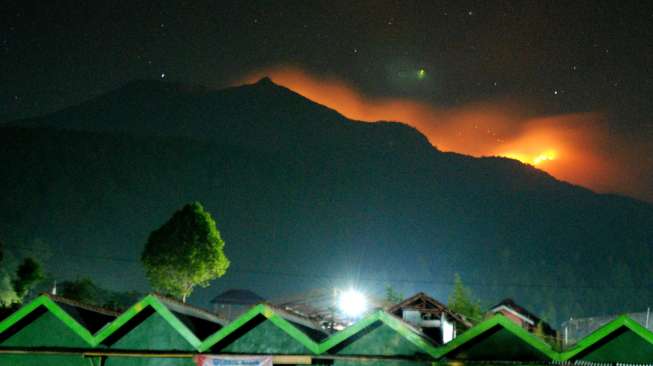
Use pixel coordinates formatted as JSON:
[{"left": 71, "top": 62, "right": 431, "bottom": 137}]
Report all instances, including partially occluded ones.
[
  {"left": 533, "top": 151, "right": 557, "bottom": 165},
  {"left": 238, "top": 66, "right": 649, "bottom": 201},
  {"left": 503, "top": 150, "right": 557, "bottom": 166}
]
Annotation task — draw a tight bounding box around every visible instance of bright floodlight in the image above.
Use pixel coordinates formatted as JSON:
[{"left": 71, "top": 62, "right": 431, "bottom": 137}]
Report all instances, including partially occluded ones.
[{"left": 338, "top": 289, "right": 368, "bottom": 318}]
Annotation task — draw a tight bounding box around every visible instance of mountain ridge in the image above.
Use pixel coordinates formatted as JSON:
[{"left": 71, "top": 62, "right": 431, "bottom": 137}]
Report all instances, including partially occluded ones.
[
  {"left": 1, "top": 78, "right": 652, "bottom": 324},
  {"left": 10, "top": 78, "right": 434, "bottom": 155},
  {"left": 6, "top": 77, "right": 606, "bottom": 200}
]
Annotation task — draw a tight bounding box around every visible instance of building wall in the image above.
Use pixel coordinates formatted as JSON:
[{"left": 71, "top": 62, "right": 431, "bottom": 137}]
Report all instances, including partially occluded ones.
[
  {"left": 105, "top": 357, "right": 195, "bottom": 366},
  {"left": 331, "top": 321, "right": 424, "bottom": 357},
  {"left": 0, "top": 354, "right": 92, "bottom": 366},
  {"left": 497, "top": 310, "right": 529, "bottom": 329},
  {"left": 107, "top": 312, "right": 196, "bottom": 351},
  {"left": 212, "top": 318, "right": 311, "bottom": 355},
  {"left": 0, "top": 311, "right": 89, "bottom": 349}
]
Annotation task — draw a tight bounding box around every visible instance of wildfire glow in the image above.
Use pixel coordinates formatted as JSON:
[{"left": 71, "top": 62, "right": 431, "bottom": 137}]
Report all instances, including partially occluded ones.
[
  {"left": 503, "top": 150, "right": 557, "bottom": 166},
  {"left": 236, "top": 66, "right": 651, "bottom": 201}
]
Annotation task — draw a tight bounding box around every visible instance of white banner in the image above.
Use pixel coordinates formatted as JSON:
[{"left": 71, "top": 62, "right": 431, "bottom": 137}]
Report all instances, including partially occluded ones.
[{"left": 195, "top": 355, "right": 273, "bottom": 366}]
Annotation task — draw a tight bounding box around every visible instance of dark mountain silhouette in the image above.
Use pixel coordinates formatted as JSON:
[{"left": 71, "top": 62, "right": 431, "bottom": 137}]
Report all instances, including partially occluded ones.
[
  {"left": 16, "top": 77, "right": 432, "bottom": 155},
  {"left": 2, "top": 78, "right": 652, "bottom": 325}
]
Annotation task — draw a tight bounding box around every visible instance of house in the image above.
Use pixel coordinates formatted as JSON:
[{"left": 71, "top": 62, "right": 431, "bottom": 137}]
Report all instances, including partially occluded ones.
[
  {"left": 386, "top": 292, "right": 472, "bottom": 344},
  {"left": 488, "top": 298, "right": 557, "bottom": 338}
]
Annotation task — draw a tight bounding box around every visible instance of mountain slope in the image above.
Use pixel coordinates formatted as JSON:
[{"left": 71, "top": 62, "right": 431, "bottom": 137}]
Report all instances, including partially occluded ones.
[
  {"left": 2, "top": 79, "right": 652, "bottom": 324},
  {"left": 15, "top": 78, "right": 432, "bottom": 155}
]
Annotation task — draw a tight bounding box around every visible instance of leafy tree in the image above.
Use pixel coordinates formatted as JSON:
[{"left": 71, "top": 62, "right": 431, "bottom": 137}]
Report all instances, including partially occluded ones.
[
  {"left": 384, "top": 284, "right": 404, "bottom": 305},
  {"left": 13, "top": 257, "right": 45, "bottom": 300},
  {"left": 142, "top": 202, "right": 229, "bottom": 302},
  {"left": 60, "top": 278, "right": 100, "bottom": 305},
  {"left": 0, "top": 274, "right": 19, "bottom": 307},
  {"left": 0, "top": 240, "right": 17, "bottom": 307},
  {"left": 58, "top": 278, "right": 140, "bottom": 310},
  {"left": 448, "top": 273, "right": 483, "bottom": 325}
]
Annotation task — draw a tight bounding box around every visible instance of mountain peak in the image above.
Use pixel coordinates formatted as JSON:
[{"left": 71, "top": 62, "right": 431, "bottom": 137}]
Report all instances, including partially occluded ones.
[{"left": 255, "top": 76, "right": 275, "bottom": 86}]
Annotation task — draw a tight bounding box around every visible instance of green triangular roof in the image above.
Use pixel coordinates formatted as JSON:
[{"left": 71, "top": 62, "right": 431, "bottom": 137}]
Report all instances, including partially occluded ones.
[
  {"left": 318, "top": 311, "right": 439, "bottom": 358},
  {"left": 199, "top": 303, "right": 323, "bottom": 354},
  {"left": 437, "top": 314, "right": 558, "bottom": 361},
  {"left": 94, "top": 294, "right": 205, "bottom": 349},
  {"left": 0, "top": 295, "right": 99, "bottom": 346},
  {"left": 5, "top": 295, "right": 653, "bottom": 364},
  {"left": 561, "top": 315, "right": 653, "bottom": 363}
]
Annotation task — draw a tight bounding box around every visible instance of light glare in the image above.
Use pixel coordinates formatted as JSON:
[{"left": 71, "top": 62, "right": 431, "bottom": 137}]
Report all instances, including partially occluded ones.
[{"left": 338, "top": 289, "right": 367, "bottom": 318}]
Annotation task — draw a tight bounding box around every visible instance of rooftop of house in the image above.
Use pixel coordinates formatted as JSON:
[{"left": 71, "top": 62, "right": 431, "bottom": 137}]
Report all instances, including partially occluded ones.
[
  {"left": 387, "top": 292, "right": 473, "bottom": 328},
  {"left": 489, "top": 298, "right": 556, "bottom": 335}
]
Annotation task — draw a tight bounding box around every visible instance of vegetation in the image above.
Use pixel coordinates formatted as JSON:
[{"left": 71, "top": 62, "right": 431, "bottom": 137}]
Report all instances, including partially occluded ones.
[
  {"left": 12, "top": 257, "right": 44, "bottom": 300},
  {"left": 0, "top": 274, "right": 19, "bottom": 307},
  {"left": 59, "top": 278, "right": 99, "bottom": 304},
  {"left": 448, "top": 274, "right": 483, "bottom": 325},
  {"left": 384, "top": 284, "right": 404, "bottom": 305},
  {"left": 0, "top": 240, "right": 18, "bottom": 307},
  {"left": 141, "top": 202, "right": 229, "bottom": 302},
  {"left": 59, "top": 278, "right": 141, "bottom": 311}
]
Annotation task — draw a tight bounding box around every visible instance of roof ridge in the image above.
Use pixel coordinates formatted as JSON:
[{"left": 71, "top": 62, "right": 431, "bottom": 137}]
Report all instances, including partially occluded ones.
[
  {"left": 42, "top": 293, "right": 120, "bottom": 317},
  {"left": 386, "top": 292, "right": 472, "bottom": 328},
  {"left": 151, "top": 293, "right": 225, "bottom": 322},
  {"left": 265, "top": 302, "right": 326, "bottom": 332}
]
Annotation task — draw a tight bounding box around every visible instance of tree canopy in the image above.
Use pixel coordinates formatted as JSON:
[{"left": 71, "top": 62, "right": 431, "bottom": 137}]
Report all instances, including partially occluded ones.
[
  {"left": 12, "top": 257, "right": 45, "bottom": 300},
  {"left": 448, "top": 273, "right": 483, "bottom": 325},
  {"left": 384, "top": 284, "right": 404, "bottom": 305},
  {"left": 60, "top": 278, "right": 99, "bottom": 304},
  {"left": 141, "top": 202, "right": 229, "bottom": 302},
  {"left": 58, "top": 278, "right": 140, "bottom": 310}
]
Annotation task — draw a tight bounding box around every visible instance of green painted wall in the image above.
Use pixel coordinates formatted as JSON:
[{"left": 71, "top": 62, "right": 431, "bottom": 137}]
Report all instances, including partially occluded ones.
[
  {"left": 332, "top": 360, "right": 425, "bottom": 366},
  {"left": 218, "top": 319, "right": 311, "bottom": 354},
  {"left": 0, "top": 310, "right": 89, "bottom": 348},
  {"left": 107, "top": 312, "right": 195, "bottom": 351},
  {"left": 444, "top": 327, "right": 549, "bottom": 361},
  {"left": 104, "top": 356, "right": 195, "bottom": 366},
  {"left": 579, "top": 327, "right": 653, "bottom": 363},
  {"left": 0, "top": 354, "right": 91, "bottom": 366},
  {"left": 332, "top": 322, "right": 424, "bottom": 357}
]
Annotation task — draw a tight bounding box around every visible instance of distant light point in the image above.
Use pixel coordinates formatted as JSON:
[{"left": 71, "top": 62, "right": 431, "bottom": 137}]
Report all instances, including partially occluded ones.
[
  {"left": 417, "top": 68, "right": 426, "bottom": 80},
  {"left": 161, "top": 73, "right": 166, "bottom": 79}
]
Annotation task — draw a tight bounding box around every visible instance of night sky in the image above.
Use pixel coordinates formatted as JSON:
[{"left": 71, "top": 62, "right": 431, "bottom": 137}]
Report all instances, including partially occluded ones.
[{"left": 3, "top": 1, "right": 653, "bottom": 200}]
